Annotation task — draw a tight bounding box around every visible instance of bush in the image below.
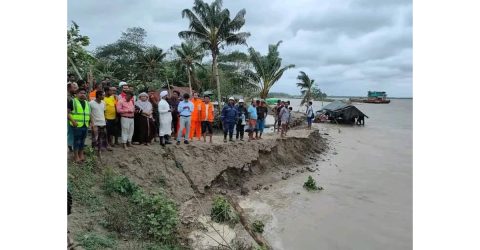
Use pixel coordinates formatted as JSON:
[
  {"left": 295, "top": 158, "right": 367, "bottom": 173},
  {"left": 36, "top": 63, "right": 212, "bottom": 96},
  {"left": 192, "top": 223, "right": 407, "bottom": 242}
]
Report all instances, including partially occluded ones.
[
  {"left": 252, "top": 220, "right": 265, "bottom": 234},
  {"left": 210, "top": 196, "right": 233, "bottom": 223},
  {"left": 303, "top": 176, "right": 323, "bottom": 191},
  {"left": 102, "top": 172, "right": 179, "bottom": 243},
  {"left": 76, "top": 232, "right": 117, "bottom": 250},
  {"left": 131, "top": 191, "right": 179, "bottom": 242},
  {"left": 104, "top": 171, "right": 139, "bottom": 196}
]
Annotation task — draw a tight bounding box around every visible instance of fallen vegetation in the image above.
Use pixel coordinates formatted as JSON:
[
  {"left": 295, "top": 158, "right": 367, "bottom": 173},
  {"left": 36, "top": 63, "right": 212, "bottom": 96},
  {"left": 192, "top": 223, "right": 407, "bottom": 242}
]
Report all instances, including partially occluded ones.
[{"left": 303, "top": 175, "right": 324, "bottom": 191}]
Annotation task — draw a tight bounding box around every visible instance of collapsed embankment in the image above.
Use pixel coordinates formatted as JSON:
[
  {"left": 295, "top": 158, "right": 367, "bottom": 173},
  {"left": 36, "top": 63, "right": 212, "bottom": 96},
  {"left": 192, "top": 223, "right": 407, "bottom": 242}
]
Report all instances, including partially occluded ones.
[
  {"left": 100, "top": 129, "right": 326, "bottom": 201},
  {"left": 68, "top": 126, "right": 328, "bottom": 249}
]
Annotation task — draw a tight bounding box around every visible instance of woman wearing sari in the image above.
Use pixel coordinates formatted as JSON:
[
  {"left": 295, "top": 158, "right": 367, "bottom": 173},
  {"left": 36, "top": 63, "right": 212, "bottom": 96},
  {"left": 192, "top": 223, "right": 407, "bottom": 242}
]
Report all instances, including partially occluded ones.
[{"left": 132, "top": 92, "right": 155, "bottom": 145}]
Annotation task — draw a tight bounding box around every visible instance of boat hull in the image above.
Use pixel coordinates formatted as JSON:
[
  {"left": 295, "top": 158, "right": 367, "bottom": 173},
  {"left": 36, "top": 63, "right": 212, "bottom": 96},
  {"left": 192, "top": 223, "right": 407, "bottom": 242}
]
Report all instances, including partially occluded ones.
[{"left": 363, "top": 99, "right": 391, "bottom": 104}]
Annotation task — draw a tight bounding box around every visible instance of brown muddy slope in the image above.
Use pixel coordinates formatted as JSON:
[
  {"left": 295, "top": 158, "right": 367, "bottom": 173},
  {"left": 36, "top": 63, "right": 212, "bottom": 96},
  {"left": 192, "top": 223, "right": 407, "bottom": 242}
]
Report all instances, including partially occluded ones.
[{"left": 99, "top": 128, "right": 327, "bottom": 204}]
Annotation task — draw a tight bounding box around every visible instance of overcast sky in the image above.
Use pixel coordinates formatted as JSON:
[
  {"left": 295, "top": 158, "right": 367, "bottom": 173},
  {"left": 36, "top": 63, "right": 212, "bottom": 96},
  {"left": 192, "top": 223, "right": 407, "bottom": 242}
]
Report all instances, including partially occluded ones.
[{"left": 68, "top": 0, "right": 412, "bottom": 97}]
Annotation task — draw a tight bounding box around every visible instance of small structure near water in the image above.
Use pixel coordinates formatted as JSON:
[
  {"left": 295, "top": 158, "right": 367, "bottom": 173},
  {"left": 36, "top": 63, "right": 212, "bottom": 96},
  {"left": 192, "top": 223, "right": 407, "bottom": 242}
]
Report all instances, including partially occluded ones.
[{"left": 317, "top": 100, "right": 369, "bottom": 125}]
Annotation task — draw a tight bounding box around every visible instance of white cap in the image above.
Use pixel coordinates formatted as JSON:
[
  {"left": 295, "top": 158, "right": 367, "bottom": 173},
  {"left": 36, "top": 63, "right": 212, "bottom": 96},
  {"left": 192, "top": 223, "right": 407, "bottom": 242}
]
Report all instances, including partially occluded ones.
[
  {"left": 239, "top": 99, "right": 244, "bottom": 103},
  {"left": 118, "top": 81, "right": 127, "bottom": 87},
  {"left": 229, "top": 96, "right": 235, "bottom": 100},
  {"left": 160, "top": 90, "right": 168, "bottom": 97}
]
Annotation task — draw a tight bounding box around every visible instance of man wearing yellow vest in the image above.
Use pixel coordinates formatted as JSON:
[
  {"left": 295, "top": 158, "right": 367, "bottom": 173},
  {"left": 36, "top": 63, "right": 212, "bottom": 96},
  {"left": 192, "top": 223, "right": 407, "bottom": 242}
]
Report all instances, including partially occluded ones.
[{"left": 67, "top": 89, "right": 92, "bottom": 163}]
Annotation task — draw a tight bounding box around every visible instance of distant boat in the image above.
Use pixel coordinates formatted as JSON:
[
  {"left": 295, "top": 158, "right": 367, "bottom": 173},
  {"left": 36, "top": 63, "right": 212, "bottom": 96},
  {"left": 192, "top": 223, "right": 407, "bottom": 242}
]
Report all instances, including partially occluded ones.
[
  {"left": 363, "top": 91, "right": 390, "bottom": 104},
  {"left": 349, "top": 91, "right": 391, "bottom": 104}
]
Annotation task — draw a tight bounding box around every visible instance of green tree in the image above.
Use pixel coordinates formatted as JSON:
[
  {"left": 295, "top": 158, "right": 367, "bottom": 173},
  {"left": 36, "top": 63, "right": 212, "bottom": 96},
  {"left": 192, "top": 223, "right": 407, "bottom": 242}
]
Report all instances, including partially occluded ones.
[
  {"left": 161, "top": 60, "right": 189, "bottom": 88},
  {"left": 218, "top": 50, "right": 257, "bottom": 98},
  {"left": 311, "top": 85, "right": 327, "bottom": 106},
  {"left": 93, "top": 59, "right": 121, "bottom": 82},
  {"left": 137, "top": 46, "right": 167, "bottom": 82},
  {"left": 297, "top": 71, "right": 315, "bottom": 105},
  {"left": 172, "top": 40, "right": 205, "bottom": 93},
  {"left": 67, "top": 21, "right": 95, "bottom": 80},
  {"left": 244, "top": 41, "right": 295, "bottom": 99},
  {"left": 179, "top": 0, "right": 250, "bottom": 108},
  {"left": 94, "top": 27, "right": 148, "bottom": 81}
]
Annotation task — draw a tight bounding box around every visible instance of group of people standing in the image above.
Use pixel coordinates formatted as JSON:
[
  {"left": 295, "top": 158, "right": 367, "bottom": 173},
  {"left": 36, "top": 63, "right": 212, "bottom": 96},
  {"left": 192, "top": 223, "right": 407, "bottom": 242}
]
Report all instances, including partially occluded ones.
[
  {"left": 67, "top": 77, "right": 289, "bottom": 163},
  {"left": 220, "top": 97, "right": 269, "bottom": 142}
]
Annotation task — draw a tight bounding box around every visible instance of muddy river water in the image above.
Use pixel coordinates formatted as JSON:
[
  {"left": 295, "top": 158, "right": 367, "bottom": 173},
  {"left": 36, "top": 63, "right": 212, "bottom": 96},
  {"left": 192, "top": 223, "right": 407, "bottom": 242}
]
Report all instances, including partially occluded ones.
[{"left": 241, "top": 99, "right": 412, "bottom": 250}]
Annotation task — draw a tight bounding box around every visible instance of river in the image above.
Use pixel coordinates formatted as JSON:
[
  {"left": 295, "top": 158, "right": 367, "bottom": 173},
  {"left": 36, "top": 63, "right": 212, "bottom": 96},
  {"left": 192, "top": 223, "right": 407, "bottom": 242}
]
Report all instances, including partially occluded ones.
[{"left": 241, "top": 99, "right": 412, "bottom": 250}]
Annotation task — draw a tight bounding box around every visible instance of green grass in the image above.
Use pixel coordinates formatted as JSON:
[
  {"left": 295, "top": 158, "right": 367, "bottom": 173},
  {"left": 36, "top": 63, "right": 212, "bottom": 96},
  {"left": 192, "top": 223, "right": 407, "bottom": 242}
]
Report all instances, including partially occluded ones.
[
  {"left": 103, "top": 168, "right": 139, "bottom": 196},
  {"left": 68, "top": 146, "right": 101, "bottom": 210},
  {"left": 210, "top": 196, "right": 239, "bottom": 227},
  {"left": 68, "top": 149, "right": 181, "bottom": 247},
  {"left": 102, "top": 171, "right": 179, "bottom": 243},
  {"left": 252, "top": 220, "right": 265, "bottom": 234},
  {"left": 76, "top": 232, "right": 117, "bottom": 250}
]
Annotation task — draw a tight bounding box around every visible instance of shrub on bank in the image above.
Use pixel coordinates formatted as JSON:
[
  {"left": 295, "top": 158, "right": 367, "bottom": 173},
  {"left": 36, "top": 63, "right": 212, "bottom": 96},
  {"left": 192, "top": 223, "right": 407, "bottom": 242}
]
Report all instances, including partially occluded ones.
[
  {"left": 210, "top": 196, "right": 239, "bottom": 227},
  {"left": 103, "top": 171, "right": 179, "bottom": 244},
  {"left": 303, "top": 176, "right": 323, "bottom": 191},
  {"left": 211, "top": 196, "right": 232, "bottom": 223},
  {"left": 252, "top": 220, "right": 265, "bottom": 234},
  {"left": 76, "top": 232, "right": 117, "bottom": 250}
]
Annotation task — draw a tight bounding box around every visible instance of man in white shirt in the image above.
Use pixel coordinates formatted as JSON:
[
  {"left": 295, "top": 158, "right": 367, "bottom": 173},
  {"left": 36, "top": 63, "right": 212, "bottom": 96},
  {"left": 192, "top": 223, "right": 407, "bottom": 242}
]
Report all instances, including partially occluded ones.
[
  {"left": 306, "top": 101, "right": 315, "bottom": 130},
  {"left": 89, "top": 90, "right": 111, "bottom": 155}
]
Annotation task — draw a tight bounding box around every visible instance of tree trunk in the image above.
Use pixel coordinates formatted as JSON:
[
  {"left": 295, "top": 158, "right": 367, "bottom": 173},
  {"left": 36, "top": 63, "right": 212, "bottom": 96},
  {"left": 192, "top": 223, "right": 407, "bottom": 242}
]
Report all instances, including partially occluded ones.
[
  {"left": 260, "top": 89, "right": 267, "bottom": 100},
  {"left": 68, "top": 56, "right": 83, "bottom": 80},
  {"left": 186, "top": 66, "right": 193, "bottom": 96},
  {"left": 213, "top": 53, "right": 222, "bottom": 110},
  {"left": 88, "top": 66, "right": 94, "bottom": 91},
  {"left": 165, "top": 77, "right": 172, "bottom": 95}
]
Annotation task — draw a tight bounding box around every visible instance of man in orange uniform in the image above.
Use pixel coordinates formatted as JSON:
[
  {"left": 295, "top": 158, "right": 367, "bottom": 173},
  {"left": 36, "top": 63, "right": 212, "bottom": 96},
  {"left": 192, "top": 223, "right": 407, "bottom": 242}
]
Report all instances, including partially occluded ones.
[
  {"left": 89, "top": 82, "right": 103, "bottom": 101},
  {"left": 200, "top": 95, "right": 214, "bottom": 143},
  {"left": 189, "top": 92, "right": 203, "bottom": 141}
]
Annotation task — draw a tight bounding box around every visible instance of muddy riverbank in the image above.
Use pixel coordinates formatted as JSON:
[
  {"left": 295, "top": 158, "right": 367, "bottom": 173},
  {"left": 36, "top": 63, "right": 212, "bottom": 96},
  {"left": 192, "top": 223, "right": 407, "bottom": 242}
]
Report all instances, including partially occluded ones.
[{"left": 68, "top": 123, "right": 329, "bottom": 249}]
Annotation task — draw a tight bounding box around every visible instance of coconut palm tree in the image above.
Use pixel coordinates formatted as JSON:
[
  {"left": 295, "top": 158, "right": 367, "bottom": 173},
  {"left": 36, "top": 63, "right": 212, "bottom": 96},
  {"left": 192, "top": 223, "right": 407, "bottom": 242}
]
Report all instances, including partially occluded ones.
[
  {"left": 173, "top": 41, "right": 205, "bottom": 94},
  {"left": 297, "top": 71, "right": 315, "bottom": 105},
  {"left": 137, "top": 46, "right": 166, "bottom": 82},
  {"left": 179, "top": 0, "right": 250, "bottom": 108},
  {"left": 244, "top": 41, "right": 295, "bottom": 99}
]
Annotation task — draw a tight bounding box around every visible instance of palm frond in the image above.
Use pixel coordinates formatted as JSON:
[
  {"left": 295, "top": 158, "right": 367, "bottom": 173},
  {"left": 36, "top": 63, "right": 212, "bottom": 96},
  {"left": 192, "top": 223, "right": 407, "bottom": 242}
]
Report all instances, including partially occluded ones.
[
  {"left": 269, "top": 64, "right": 295, "bottom": 88},
  {"left": 178, "top": 31, "right": 209, "bottom": 41}
]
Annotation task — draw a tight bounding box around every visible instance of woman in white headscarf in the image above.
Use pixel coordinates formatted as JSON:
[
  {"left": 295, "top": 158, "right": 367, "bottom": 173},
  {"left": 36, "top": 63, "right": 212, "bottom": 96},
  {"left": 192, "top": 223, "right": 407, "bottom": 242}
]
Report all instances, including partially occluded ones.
[
  {"left": 158, "top": 90, "right": 172, "bottom": 146},
  {"left": 132, "top": 92, "right": 155, "bottom": 145}
]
